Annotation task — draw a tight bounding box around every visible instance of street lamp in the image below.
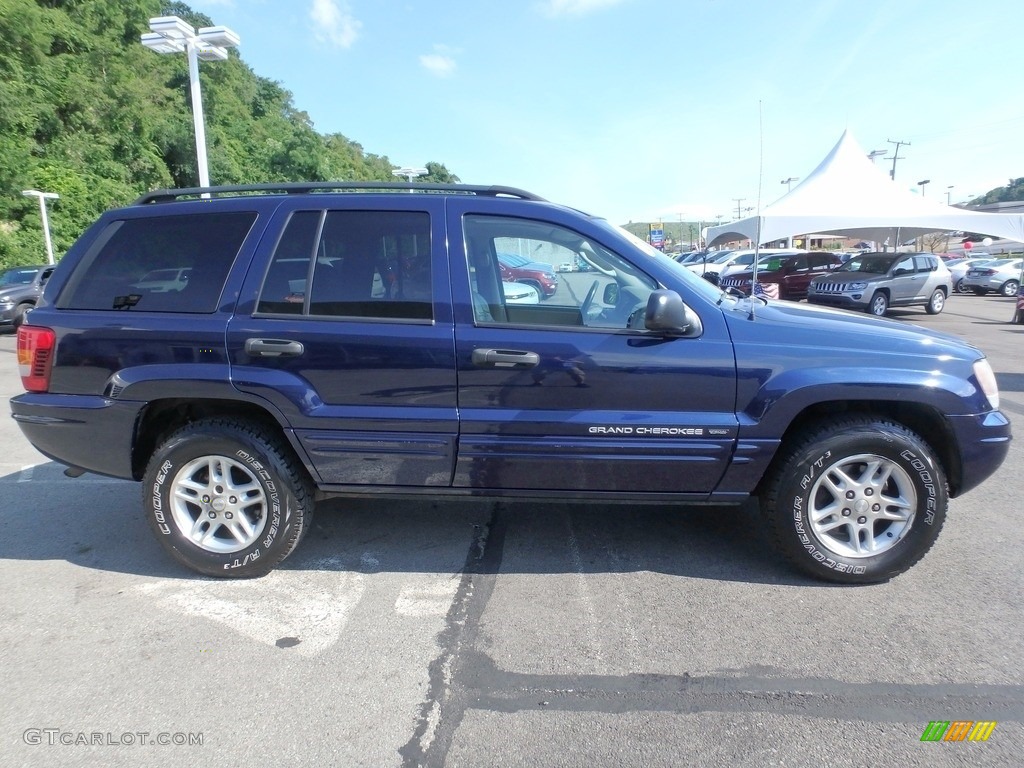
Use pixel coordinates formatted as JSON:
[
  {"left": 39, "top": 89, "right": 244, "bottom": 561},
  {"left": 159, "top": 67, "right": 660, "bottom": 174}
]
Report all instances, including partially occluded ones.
[
  {"left": 867, "top": 149, "right": 887, "bottom": 163},
  {"left": 946, "top": 185, "right": 954, "bottom": 205},
  {"left": 781, "top": 177, "right": 798, "bottom": 192},
  {"left": 392, "top": 167, "right": 428, "bottom": 184},
  {"left": 21, "top": 190, "right": 59, "bottom": 264},
  {"left": 141, "top": 15, "right": 240, "bottom": 189},
  {"left": 917, "top": 179, "right": 930, "bottom": 197}
]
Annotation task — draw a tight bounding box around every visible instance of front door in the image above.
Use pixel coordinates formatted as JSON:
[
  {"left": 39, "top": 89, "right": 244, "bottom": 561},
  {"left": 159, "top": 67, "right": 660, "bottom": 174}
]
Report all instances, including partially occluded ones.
[{"left": 446, "top": 201, "right": 738, "bottom": 496}]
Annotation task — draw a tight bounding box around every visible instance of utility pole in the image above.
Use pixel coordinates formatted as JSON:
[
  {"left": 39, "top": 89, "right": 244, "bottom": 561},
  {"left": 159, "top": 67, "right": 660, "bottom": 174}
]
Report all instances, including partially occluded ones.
[
  {"left": 886, "top": 138, "right": 910, "bottom": 180},
  {"left": 733, "top": 198, "right": 746, "bottom": 219}
]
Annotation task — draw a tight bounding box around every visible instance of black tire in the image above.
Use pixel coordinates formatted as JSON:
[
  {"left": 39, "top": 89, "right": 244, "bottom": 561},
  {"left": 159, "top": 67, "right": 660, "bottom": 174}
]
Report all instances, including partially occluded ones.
[
  {"left": 1000, "top": 280, "right": 1020, "bottom": 297},
  {"left": 143, "top": 418, "right": 314, "bottom": 578},
  {"left": 954, "top": 278, "right": 966, "bottom": 293},
  {"left": 867, "top": 292, "right": 888, "bottom": 316},
  {"left": 925, "top": 288, "right": 945, "bottom": 315},
  {"left": 12, "top": 303, "right": 32, "bottom": 329},
  {"left": 761, "top": 417, "right": 948, "bottom": 584}
]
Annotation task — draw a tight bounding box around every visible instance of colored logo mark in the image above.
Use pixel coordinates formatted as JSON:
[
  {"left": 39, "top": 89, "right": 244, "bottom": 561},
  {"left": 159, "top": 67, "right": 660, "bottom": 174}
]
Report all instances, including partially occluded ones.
[{"left": 920, "top": 721, "right": 997, "bottom": 742}]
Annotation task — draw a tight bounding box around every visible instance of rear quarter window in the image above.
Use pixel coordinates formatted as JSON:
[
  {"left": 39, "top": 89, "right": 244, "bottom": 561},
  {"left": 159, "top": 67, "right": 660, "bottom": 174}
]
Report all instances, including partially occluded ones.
[{"left": 57, "top": 212, "right": 257, "bottom": 313}]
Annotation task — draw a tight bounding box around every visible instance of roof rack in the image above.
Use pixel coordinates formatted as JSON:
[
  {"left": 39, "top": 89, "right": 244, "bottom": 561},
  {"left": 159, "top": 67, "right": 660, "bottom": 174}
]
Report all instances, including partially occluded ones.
[{"left": 133, "top": 182, "right": 546, "bottom": 205}]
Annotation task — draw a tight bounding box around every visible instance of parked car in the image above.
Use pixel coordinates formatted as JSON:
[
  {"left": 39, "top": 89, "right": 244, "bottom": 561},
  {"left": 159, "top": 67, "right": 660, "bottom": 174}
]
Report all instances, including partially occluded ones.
[
  {"left": 960, "top": 258, "right": 1023, "bottom": 297},
  {"left": 502, "top": 281, "right": 539, "bottom": 304},
  {"left": 716, "top": 249, "right": 807, "bottom": 281},
  {"left": 719, "top": 251, "right": 843, "bottom": 301},
  {"left": 497, "top": 252, "right": 558, "bottom": 298},
  {"left": 0, "top": 264, "right": 55, "bottom": 332},
  {"left": 9, "top": 182, "right": 1009, "bottom": 585},
  {"left": 130, "top": 267, "right": 192, "bottom": 293},
  {"left": 945, "top": 257, "right": 994, "bottom": 293},
  {"left": 807, "top": 252, "right": 952, "bottom": 316}
]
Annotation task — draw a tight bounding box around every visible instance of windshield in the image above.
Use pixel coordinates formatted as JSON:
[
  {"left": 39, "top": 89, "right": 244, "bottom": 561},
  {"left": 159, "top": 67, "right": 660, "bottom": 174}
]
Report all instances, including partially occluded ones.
[
  {"left": 837, "top": 254, "right": 896, "bottom": 274},
  {"left": 497, "top": 252, "right": 531, "bottom": 267},
  {"left": 0, "top": 267, "right": 40, "bottom": 286}
]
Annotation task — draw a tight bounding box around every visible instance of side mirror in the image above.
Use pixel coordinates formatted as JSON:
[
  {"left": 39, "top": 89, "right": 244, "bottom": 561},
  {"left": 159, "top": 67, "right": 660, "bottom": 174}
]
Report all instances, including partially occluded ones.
[
  {"left": 603, "top": 283, "right": 619, "bottom": 305},
  {"left": 644, "top": 289, "right": 701, "bottom": 337}
]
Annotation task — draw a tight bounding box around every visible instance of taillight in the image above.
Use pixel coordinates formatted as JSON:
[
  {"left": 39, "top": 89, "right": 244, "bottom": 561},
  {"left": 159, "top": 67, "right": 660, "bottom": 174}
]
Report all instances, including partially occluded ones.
[{"left": 17, "top": 326, "right": 56, "bottom": 393}]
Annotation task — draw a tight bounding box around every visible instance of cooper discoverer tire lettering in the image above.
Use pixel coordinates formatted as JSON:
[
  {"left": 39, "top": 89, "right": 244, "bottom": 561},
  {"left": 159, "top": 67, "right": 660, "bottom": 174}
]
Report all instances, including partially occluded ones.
[
  {"left": 761, "top": 417, "right": 948, "bottom": 584},
  {"left": 143, "top": 418, "right": 314, "bottom": 578}
]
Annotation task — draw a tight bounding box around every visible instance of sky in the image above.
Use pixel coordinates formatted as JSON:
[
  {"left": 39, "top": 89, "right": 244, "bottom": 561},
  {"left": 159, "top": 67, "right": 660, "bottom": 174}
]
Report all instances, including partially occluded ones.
[{"left": 182, "top": 0, "right": 1023, "bottom": 227}]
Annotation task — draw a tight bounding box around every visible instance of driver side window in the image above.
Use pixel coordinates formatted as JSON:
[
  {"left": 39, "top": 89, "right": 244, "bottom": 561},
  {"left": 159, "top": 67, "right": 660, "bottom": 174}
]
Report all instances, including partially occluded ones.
[{"left": 463, "top": 214, "right": 657, "bottom": 329}]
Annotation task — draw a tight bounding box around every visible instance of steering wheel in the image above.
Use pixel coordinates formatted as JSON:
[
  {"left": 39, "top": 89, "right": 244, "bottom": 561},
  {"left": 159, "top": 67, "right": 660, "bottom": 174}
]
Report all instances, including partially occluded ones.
[
  {"left": 625, "top": 302, "right": 647, "bottom": 329},
  {"left": 580, "top": 280, "right": 600, "bottom": 322}
]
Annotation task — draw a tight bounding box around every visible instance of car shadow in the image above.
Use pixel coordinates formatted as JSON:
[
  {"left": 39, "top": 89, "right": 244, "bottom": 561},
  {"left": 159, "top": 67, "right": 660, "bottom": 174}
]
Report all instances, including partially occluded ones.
[{"left": 0, "top": 462, "right": 825, "bottom": 587}]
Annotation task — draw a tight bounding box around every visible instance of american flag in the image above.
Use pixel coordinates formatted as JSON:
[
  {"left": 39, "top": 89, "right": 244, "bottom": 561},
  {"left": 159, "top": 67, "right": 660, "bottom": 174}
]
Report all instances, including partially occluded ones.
[{"left": 753, "top": 281, "right": 779, "bottom": 299}]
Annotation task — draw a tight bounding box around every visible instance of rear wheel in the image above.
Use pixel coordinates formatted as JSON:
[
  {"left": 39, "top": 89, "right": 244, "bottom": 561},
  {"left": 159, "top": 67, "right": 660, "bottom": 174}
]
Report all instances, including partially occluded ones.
[
  {"left": 143, "top": 418, "right": 314, "bottom": 578},
  {"left": 761, "top": 417, "right": 947, "bottom": 584},
  {"left": 868, "top": 292, "right": 888, "bottom": 316},
  {"left": 925, "top": 289, "right": 946, "bottom": 314}
]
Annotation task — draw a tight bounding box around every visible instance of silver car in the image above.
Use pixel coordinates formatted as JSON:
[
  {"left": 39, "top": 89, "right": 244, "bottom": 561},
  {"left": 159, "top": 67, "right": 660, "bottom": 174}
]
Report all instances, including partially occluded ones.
[
  {"left": 807, "top": 252, "right": 952, "bottom": 316},
  {"left": 960, "top": 258, "right": 1023, "bottom": 297}
]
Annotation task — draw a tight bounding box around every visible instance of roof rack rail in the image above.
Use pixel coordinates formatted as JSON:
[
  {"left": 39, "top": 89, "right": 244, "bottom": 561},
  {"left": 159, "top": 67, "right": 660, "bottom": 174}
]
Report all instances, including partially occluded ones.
[{"left": 133, "top": 182, "right": 546, "bottom": 205}]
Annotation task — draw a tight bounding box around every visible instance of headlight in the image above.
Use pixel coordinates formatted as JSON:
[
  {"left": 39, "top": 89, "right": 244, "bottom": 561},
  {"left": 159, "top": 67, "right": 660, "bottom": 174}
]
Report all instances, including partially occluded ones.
[
  {"left": 845, "top": 282, "right": 868, "bottom": 291},
  {"left": 973, "top": 358, "right": 999, "bottom": 410}
]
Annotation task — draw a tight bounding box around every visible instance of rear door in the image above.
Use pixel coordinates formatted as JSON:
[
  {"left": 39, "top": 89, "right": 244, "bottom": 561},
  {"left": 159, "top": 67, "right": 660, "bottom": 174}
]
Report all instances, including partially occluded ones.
[
  {"left": 445, "top": 199, "right": 738, "bottom": 496},
  {"left": 227, "top": 196, "right": 459, "bottom": 488},
  {"left": 889, "top": 254, "right": 927, "bottom": 304}
]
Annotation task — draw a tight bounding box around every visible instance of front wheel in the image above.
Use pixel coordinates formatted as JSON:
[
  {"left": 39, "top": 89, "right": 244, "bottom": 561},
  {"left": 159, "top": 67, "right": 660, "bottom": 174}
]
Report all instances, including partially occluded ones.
[
  {"left": 143, "top": 418, "right": 314, "bottom": 577},
  {"left": 12, "top": 303, "right": 32, "bottom": 329},
  {"left": 925, "top": 289, "right": 946, "bottom": 314},
  {"left": 868, "top": 292, "right": 888, "bottom": 316},
  {"left": 761, "top": 418, "right": 947, "bottom": 584},
  {"left": 1000, "top": 280, "right": 1020, "bottom": 297}
]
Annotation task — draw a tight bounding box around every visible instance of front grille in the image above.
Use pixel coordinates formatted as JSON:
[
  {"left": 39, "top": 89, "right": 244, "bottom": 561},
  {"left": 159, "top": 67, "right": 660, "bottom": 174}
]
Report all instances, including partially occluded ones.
[{"left": 813, "top": 282, "right": 849, "bottom": 294}]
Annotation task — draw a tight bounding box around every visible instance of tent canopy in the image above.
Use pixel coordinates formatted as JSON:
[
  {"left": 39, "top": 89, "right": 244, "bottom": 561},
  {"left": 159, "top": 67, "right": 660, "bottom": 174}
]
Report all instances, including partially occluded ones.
[{"left": 705, "top": 130, "right": 1024, "bottom": 248}]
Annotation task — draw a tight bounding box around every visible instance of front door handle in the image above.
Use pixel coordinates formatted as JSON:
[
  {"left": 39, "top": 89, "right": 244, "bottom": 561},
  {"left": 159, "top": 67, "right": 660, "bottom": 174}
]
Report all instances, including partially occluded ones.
[
  {"left": 245, "top": 338, "right": 305, "bottom": 358},
  {"left": 471, "top": 348, "right": 540, "bottom": 368}
]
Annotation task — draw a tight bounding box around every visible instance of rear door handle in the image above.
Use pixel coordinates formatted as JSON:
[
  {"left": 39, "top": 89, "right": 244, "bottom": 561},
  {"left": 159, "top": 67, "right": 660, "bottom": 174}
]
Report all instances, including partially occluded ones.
[
  {"left": 245, "top": 338, "right": 305, "bottom": 357},
  {"left": 471, "top": 348, "right": 540, "bottom": 368}
]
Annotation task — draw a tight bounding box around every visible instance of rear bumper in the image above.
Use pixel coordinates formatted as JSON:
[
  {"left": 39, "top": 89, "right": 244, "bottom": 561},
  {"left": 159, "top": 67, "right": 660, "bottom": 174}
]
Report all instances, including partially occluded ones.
[{"left": 10, "top": 393, "right": 143, "bottom": 480}]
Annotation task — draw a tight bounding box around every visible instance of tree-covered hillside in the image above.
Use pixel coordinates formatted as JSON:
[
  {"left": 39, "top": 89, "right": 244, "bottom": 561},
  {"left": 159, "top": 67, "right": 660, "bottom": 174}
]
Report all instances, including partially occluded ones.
[{"left": 0, "top": 0, "right": 458, "bottom": 267}]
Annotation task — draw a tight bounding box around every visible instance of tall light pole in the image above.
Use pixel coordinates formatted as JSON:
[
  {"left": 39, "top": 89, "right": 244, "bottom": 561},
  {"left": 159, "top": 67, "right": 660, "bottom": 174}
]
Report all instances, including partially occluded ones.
[
  {"left": 781, "top": 177, "right": 798, "bottom": 192},
  {"left": 21, "top": 190, "right": 59, "bottom": 264},
  {"left": 867, "top": 149, "right": 887, "bottom": 163},
  {"left": 141, "top": 16, "right": 240, "bottom": 189},
  {"left": 946, "top": 185, "right": 954, "bottom": 205},
  {"left": 918, "top": 179, "right": 930, "bottom": 197},
  {"left": 392, "top": 167, "right": 428, "bottom": 184}
]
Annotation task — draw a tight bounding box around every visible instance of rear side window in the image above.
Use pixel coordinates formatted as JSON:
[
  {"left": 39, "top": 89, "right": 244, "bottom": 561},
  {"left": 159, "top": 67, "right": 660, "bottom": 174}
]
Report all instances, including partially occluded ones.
[
  {"left": 256, "top": 210, "right": 432, "bottom": 321},
  {"left": 58, "top": 212, "right": 257, "bottom": 313}
]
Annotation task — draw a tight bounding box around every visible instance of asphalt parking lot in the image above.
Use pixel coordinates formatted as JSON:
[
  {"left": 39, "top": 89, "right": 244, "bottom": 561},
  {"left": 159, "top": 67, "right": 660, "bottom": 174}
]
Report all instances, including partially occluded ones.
[{"left": 1, "top": 293, "right": 1022, "bottom": 767}]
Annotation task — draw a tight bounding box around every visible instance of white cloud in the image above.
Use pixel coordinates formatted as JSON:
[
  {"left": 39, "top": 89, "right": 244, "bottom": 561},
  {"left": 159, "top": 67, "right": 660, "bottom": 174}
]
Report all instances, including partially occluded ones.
[
  {"left": 419, "top": 45, "right": 457, "bottom": 78},
  {"left": 538, "top": 0, "right": 628, "bottom": 17},
  {"left": 310, "top": 0, "right": 361, "bottom": 48}
]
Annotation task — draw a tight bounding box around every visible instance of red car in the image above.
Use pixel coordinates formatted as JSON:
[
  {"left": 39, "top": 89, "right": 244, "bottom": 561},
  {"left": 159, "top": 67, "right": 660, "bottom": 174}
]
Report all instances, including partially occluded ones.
[
  {"left": 718, "top": 252, "right": 843, "bottom": 301},
  {"left": 497, "top": 252, "right": 558, "bottom": 298}
]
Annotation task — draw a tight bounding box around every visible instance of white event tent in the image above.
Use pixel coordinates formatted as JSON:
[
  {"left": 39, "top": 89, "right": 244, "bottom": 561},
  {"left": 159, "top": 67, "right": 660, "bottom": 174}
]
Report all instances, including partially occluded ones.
[{"left": 704, "top": 129, "right": 1024, "bottom": 248}]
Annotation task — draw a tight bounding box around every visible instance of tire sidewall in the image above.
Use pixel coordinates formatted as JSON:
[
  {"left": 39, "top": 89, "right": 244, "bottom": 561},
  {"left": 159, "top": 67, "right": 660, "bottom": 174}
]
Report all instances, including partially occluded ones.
[
  {"left": 869, "top": 293, "right": 888, "bottom": 316},
  {"left": 144, "top": 426, "right": 305, "bottom": 577},
  {"left": 771, "top": 425, "right": 946, "bottom": 582}
]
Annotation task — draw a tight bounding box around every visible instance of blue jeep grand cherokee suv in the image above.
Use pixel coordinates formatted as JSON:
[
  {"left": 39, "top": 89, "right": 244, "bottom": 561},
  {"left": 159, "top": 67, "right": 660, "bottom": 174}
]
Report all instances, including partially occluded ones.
[{"left": 10, "top": 183, "right": 1011, "bottom": 583}]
